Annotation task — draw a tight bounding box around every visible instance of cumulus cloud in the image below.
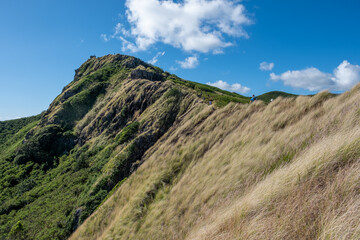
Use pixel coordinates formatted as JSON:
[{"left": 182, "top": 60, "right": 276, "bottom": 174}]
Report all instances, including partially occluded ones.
[
  {"left": 207, "top": 80, "right": 250, "bottom": 94},
  {"left": 270, "top": 60, "right": 360, "bottom": 91},
  {"left": 177, "top": 56, "right": 199, "bottom": 69},
  {"left": 148, "top": 51, "right": 165, "bottom": 65},
  {"left": 114, "top": 0, "right": 251, "bottom": 53},
  {"left": 260, "top": 62, "right": 274, "bottom": 71},
  {"left": 333, "top": 60, "right": 360, "bottom": 90}
]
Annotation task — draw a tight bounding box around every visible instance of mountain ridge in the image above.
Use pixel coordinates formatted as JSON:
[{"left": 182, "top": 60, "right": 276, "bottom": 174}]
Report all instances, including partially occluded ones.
[
  {"left": 0, "top": 54, "right": 250, "bottom": 239},
  {"left": 1, "top": 54, "right": 359, "bottom": 240}
]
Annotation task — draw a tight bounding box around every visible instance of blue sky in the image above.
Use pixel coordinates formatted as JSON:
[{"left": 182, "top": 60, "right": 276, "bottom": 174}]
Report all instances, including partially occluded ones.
[{"left": 1, "top": 0, "right": 359, "bottom": 120}]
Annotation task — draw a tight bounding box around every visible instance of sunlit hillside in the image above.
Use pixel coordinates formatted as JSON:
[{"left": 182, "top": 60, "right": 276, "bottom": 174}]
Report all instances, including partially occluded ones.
[
  {"left": 1, "top": 54, "right": 359, "bottom": 240},
  {"left": 71, "top": 83, "right": 360, "bottom": 240}
]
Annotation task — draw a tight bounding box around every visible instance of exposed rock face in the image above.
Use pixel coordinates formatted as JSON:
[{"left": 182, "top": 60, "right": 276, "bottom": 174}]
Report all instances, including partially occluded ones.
[{"left": 130, "top": 68, "right": 164, "bottom": 81}]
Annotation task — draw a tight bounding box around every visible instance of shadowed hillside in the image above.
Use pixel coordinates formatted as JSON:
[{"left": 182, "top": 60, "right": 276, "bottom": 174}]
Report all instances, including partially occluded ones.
[{"left": 71, "top": 83, "right": 360, "bottom": 240}]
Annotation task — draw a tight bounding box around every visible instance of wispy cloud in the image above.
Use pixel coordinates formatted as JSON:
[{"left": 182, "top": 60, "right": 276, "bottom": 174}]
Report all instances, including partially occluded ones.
[
  {"left": 260, "top": 62, "right": 274, "bottom": 71},
  {"left": 100, "top": 23, "right": 129, "bottom": 42},
  {"left": 100, "top": 34, "right": 111, "bottom": 42},
  {"left": 169, "top": 66, "right": 178, "bottom": 72},
  {"left": 148, "top": 51, "right": 165, "bottom": 65},
  {"left": 177, "top": 56, "right": 199, "bottom": 69},
  {"left": 270, "top": 60, "right": 360, "bottom": 91},
  {"left": 112, "top": 0, "right": 251, "bottom": 53},
  {"left": 207, "top": 80, "right": 250, "bottom": 94}
]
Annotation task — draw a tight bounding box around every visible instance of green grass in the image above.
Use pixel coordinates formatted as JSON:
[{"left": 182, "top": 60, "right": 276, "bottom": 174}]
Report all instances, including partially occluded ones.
[{"left": 116, "top": 122, "right": 140, "bottom": 145}]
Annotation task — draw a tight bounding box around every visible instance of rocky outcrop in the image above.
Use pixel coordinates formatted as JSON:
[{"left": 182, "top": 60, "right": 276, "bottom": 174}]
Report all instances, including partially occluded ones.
[{"left": 130, "top": 68, "right": 164, "bottom": 81}]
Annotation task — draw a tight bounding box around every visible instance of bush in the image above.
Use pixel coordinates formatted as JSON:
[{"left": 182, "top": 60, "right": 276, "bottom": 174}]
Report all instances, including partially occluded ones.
[
  {"left": 116, "top": 122, "right": 140, "bottom": 145},
  {"left": 14, "top": 125, "right": 76, "bottom": 170},
  {"left": 8, "top": 221, "right": 27, "bottom": 240}
]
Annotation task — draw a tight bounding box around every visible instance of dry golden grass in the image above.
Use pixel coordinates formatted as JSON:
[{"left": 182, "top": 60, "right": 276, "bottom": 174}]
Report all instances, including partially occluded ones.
[{"left": 70, "top": 83, "right": 360, "bottom": 240}]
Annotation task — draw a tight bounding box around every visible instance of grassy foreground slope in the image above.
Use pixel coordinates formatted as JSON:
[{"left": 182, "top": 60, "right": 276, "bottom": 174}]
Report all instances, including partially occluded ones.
[
  {"left": 0, "top": 54, "right": 249, "bottom": 240},
  {"left": 71, "top": 84, "right": 360, "bottom": 240}
]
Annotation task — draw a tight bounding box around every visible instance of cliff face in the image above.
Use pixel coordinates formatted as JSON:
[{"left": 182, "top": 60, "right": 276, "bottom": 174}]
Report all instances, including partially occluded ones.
[{"left": 0, "top": 54, "right": 248, "bottom": 240}]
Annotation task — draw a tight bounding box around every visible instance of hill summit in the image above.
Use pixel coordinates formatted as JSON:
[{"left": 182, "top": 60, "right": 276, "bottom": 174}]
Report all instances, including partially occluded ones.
[{"left": 1, "top": 54, "right": 360, "bottom": 240}]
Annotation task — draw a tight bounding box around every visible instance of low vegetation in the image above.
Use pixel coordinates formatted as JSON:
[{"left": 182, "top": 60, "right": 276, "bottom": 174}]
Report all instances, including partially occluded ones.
[{"left": 0, "top": 115, "right": 40, "bottom": 146}]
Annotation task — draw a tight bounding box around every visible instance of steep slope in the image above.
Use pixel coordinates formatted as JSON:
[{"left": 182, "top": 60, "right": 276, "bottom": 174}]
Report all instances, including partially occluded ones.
[
  {"left": 71, "top": 84, "right": 360, "bottom": 240},
  {"left": 0, "top": 54, "right": 249, "bottom": 240}
]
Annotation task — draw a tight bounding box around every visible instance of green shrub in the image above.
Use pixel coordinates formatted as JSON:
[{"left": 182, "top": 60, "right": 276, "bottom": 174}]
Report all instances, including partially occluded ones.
[
  {"left": 164, "top": 88, "right": 182, "bottom": 99},
  {"left": 14, "top": 125, "right": 76, "bottom": 170},
  {"left": 116, "top": 122, "right": 140, "bottom": 145},
  {"left": 8, "top": 221, "right": 27, "bottom": 240}
]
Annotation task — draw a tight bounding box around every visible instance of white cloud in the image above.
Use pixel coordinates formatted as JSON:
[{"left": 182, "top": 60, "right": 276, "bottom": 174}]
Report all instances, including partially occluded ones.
[
  {"left": 148, "top": 51, "right": 165, "bottom": 65},
  {"left": 114, "top": 23, "right": 128, "bottom": 36},
  {"left": 116, "top": 0, "right": 251, "bottom": 53},
  {"left": 270, "top": 60, "right": 360, "bottom": 91},
  {"left": 177, "top": 56, "right": 199, "bottom": 69},
  {"left": 207, "top": 80, "right": 250, "bottom": 94},
  {"left": 118, "top": 36, "right": 139, "bottom": 52},
  {"left": 260, "top": 62, "right": 274, "bottom": 71},
  {"left": 333, "top": 60, "right": 360, "bottom": 90}
]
